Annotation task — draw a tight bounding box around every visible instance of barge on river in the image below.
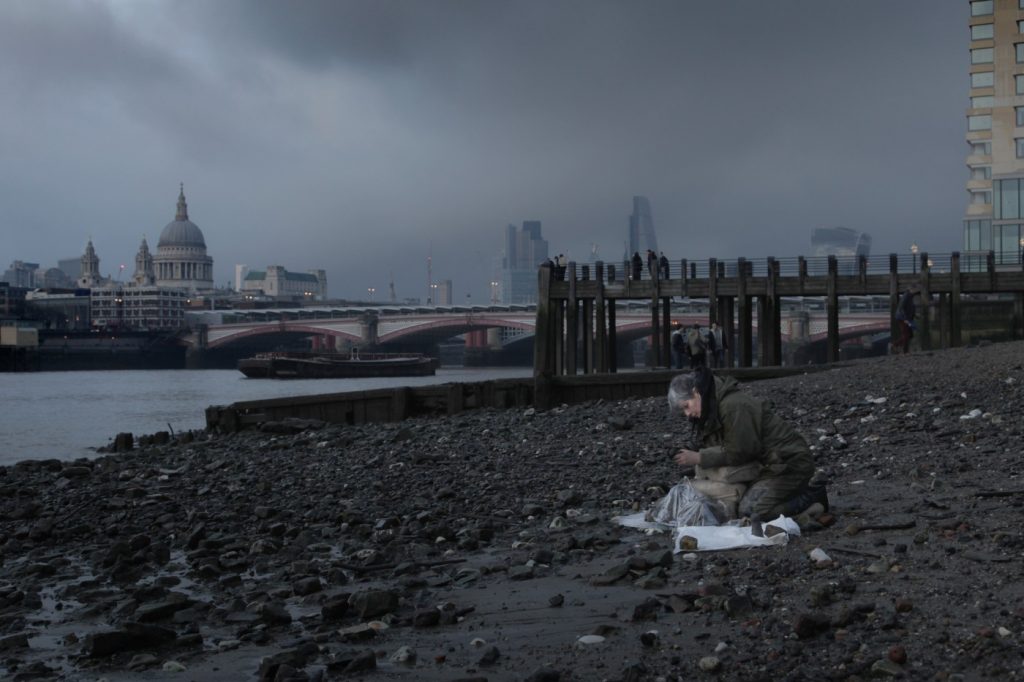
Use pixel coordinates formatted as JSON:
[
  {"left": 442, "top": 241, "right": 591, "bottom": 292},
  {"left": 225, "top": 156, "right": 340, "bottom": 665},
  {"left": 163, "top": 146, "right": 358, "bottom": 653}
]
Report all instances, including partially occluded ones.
[{"left": 237, "top": 351, "right": 437, "bottom": 379}]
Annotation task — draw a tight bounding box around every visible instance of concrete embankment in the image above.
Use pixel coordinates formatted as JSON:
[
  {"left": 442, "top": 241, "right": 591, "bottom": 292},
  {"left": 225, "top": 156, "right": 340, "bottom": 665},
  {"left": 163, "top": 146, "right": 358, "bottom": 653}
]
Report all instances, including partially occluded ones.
[{"left": 205, "top": 364, "right": 843, "bottom": 432}]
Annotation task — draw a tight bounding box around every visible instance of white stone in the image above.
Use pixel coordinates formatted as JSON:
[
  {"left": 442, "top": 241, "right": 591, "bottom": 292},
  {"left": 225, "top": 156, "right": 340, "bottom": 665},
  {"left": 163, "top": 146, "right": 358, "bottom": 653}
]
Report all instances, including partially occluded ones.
[
  {"left": 809, "top": 547, "right": 831, "bottom": 563},
  {"left": 576, "top": 635, "right": 606, "bottom": 646},
  {"left": 162, "top": 661, "right": 187, "bottom": 672}
]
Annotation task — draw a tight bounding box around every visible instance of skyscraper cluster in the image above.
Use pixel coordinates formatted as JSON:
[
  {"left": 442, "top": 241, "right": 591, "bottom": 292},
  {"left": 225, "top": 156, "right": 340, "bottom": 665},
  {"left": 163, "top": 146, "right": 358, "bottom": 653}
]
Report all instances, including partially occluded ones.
[{"left": 500, "top": 221, "right": 549, "bottom": 304}]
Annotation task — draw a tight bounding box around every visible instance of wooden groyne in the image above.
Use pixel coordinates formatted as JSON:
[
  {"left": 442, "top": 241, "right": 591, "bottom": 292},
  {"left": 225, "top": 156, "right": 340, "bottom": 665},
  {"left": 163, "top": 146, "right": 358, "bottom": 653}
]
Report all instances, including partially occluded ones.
[{"left": 205, "top": 366, "right": 832, "bottom": 432}]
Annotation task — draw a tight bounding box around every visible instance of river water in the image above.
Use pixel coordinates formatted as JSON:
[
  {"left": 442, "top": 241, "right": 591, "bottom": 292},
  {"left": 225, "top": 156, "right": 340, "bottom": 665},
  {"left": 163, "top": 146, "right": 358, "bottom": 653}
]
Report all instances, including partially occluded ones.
[{"left": 0, "top": 367, "right": 532, "bottom": 465}]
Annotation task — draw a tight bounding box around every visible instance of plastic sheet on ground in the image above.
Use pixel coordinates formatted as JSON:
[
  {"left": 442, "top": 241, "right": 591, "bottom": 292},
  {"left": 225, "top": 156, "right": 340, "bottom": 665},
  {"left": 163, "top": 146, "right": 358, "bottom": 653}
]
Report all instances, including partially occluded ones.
[
  {"left": 672, "top": 515, "right": 800, "bottom": 552},
  {"left": 613, "top": 512, "right": 800, "bottom": 552}
]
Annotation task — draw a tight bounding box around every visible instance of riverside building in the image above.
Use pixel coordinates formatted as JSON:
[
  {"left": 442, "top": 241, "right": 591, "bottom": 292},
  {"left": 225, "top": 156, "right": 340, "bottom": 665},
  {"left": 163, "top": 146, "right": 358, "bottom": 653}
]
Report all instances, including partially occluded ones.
[
  {"left": 965, "top": 0, "right": 1024, "bottom": 265},
  {"left": 240, "top": 266, "right": 328, "bottom": 302}
]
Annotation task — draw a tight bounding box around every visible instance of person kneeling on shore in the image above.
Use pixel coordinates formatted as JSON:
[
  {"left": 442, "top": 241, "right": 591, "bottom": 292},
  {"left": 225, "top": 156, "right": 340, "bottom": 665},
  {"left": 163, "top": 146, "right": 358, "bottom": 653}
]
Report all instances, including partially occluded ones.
[{"left": 668, "top": 366, "right": 828, "bottom": 521}]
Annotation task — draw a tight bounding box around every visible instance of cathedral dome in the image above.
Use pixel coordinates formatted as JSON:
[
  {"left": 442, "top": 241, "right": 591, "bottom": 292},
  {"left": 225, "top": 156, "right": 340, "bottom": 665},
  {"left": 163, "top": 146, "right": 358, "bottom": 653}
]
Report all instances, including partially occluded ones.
[
  {"left": 158, "top": 185, "right": 206, "bottom": 248},
  {"left": 158, "top": 220, "right": 206, "bottom": 248}
]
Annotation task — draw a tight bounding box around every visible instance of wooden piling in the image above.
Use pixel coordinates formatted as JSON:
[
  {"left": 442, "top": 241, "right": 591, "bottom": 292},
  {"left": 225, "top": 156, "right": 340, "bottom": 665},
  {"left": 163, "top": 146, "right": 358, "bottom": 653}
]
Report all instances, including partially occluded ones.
[
  {"left": 737, "top": 258, "right": 752, "bottom": 367},
  {"left": 951, "top": 252, "right": 962, "bottom": 347},
  {"left": 566, "top": 262, "right": 578, "bottom": 375},
  {"left": 919, "top": 253, "right": 931, "bottom": 351},
  {"left": 595, "top": 261, "right": 608, "bottom": 373},
  {"left": 533, "top": 263, "right": 555, "bottom": 378},
  {"left": 826, "top": 255, "right": 839, "bottom": 363}
]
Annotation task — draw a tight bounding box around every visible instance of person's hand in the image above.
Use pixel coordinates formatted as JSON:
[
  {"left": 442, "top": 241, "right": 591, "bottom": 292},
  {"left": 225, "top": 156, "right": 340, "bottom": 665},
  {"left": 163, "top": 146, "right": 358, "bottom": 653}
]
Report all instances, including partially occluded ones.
[{"left": 674, "top": 449, "right": 700, "bottom": 467}]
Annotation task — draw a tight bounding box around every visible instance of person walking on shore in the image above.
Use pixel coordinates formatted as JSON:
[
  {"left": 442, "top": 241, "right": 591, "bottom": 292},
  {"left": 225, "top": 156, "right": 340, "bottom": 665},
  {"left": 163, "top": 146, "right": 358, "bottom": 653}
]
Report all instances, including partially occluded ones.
[
  {"left": 894, "top": 287, "right": 918, "bottom": 354},
  {"left": 686, "top": 323, "right": 706, "bottom": 368},
  {"left": 670, "top": 322, "right": 686, "bottom": 369},
  {"left": 710, "top": 322, "right": 727, "bottom": 368},
  {"left": 669, "top": 366, "right": 827, "bottom": 521}
]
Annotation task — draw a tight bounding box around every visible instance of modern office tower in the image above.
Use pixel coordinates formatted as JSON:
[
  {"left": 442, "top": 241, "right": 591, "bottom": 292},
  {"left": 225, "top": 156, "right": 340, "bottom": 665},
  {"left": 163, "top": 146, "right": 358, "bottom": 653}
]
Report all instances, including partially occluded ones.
[
  {"left": 500, "top": 221, "right": 549, "bottom": 303},
  {"left": 1, "top": 261, "right": 41, "bottom": 288},
  {"left": 965, "top": 0, "right": 1024, "bottom": 265},
  {"left": 811, "top": 227, "right": 872, "bottom": 258},
  {"left": 628, "top": 196, "right": 659, "bottom": 257},
  {"left": 58, "top": 257, "right": 82, "bottom": 282},
  {"left": 434, "top": 279, "right": 453, "bottom": 305},
  {"left": 234, "top": 265, "right": 249, "bottom": 292}
]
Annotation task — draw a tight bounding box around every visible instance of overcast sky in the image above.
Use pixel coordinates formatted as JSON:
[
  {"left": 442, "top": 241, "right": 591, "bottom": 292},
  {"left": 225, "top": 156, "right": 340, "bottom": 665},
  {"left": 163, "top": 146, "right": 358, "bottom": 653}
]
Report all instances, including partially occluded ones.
[{"left": 1, "top": 1, "right": 967, "bottom": 302}]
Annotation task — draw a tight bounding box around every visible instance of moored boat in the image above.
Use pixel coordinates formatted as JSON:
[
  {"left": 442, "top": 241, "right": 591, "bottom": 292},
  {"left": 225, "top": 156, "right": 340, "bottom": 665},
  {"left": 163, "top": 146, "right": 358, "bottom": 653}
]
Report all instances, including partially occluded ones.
[{"left": 237, "top": 351, "right": 437, "bottom": 379}]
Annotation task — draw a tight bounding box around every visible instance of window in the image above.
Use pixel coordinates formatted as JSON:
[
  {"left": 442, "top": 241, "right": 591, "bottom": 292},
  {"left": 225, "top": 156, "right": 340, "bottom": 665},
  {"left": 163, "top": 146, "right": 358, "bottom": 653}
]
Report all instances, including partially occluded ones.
[
  {"left": 995, "top": 178, "right": 1023, "bottom": 219},
  {"left": 970, "top": 141, "right": 992, "bottom": 155},
  {"left": 1018, "top": 107, "right": 1024, "bottom": 126},
  {"left": 964, "top": 220, "right": 990, "bottom": 251},
  {"left": 1017, "top": 74, "right": 1024, "bottom": 95},
  {"left": 972, "top": 95, "right": 994, "bottom": 108},
  {"left": 1019, "top": 20, "right": 1024, "bottom": 33},
  {"left": 971, "top": 166, "right": 992, "bottom": 180},
  {"left": 972, "top": 71, "right": 994, "bottom": 88},
  {"left": 971, "top": 0, "right": 993, "bottom": 15},
  {"left": 997, "top": 224, "right": 1022, "bottom": 264},
  {"left": 971, "top": 190, "right": 992, "bottom": 206},
  {"left": 1018, "top": 44, "right": 1024, "bottom": 63},
  {"left": 1018, "top": 139, "right": 1024, "bottom": 159},
  {"left": 973, "top": 23, "right": 994, "bottom": 40},
  {"left": 971, "top": 48, "right": 994, "bottom": 64},
  {"left": 969, "top": 114, "right": 992, "bottom": 131}
]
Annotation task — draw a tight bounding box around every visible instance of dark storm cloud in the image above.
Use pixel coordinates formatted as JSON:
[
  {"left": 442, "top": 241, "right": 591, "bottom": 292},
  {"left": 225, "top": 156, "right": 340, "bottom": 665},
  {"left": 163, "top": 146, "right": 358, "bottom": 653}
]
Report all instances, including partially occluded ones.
[{"left": 0, "top": 1, "right": 967, "bottom": 300}]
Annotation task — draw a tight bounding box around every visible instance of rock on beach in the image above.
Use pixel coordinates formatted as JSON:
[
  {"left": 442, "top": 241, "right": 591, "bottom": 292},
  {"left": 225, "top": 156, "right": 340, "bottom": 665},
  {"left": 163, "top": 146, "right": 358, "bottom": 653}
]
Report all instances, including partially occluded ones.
[{"left": 1, "top": 340, "right": 1023, "bottom": 680}]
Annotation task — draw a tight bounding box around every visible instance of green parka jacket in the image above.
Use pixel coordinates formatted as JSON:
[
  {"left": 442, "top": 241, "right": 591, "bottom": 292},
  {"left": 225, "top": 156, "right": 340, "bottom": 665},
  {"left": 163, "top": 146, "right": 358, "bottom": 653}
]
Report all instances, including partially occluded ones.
[{"left": 696, "top": 376, "right": 813, "bottom": 478}]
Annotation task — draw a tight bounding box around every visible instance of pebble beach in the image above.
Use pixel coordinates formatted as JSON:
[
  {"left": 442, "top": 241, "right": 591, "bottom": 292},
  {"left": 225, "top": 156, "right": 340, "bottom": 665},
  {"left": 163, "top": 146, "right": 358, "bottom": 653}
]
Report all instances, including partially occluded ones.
[{"left": 2, "top": 340, "right": 1023, "bottom": 681}]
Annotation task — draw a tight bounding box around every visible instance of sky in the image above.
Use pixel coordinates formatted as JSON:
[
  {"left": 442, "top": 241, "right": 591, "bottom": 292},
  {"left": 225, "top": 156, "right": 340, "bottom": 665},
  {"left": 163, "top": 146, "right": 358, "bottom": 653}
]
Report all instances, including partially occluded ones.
[{"left": 0, "top": 0, "right": 968, "bottom": 302}]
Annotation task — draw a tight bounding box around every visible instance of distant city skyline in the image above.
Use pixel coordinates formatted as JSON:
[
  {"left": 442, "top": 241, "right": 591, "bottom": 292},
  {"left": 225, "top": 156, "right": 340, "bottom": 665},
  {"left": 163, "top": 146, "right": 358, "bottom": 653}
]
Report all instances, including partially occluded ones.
[{"left": 1, "top": 2, "right": 966, "bottom": 301}]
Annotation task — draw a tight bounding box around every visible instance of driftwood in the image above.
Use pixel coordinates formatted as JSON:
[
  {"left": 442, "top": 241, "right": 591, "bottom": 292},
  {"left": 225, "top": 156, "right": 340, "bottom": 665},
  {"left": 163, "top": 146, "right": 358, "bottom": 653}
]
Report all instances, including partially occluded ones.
[
  {"left": 827, "top": 545, "right": 885, "bottom": 559},
  {"left": 975, "top": 489, "right": 1024, "bottom": 498},
  {"left": 844, "top": 518, "right": 916, "bottom": 536},
  {"left": 336, "top": 557, "right": 467, "bottom": 574}
]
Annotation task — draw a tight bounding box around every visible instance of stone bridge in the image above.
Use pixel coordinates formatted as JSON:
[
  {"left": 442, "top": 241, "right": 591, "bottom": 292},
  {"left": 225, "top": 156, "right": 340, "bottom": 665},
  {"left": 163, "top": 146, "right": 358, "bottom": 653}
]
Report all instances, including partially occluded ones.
[{"left": 183, "top": 304, "right": 891, "bottom": 351}]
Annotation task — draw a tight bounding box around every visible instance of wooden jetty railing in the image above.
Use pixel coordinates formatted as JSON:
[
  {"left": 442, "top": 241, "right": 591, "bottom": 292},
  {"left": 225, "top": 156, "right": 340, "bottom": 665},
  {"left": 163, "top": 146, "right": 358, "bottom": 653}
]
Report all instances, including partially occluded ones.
[{"left": 534, "top": 252, "right": 1024, "bottom": 377}]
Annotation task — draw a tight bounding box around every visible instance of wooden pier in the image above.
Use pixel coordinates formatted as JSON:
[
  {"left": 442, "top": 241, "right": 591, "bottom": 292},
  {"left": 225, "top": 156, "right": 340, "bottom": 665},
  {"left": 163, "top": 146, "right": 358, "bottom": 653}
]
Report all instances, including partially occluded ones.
[{"left": 534, "top": 252, "right": 1024, "bottom": 377}]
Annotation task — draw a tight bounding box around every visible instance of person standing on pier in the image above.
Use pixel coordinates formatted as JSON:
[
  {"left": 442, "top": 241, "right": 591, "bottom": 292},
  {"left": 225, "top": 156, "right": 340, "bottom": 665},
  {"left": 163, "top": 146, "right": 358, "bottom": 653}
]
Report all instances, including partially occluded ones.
[
  {"left": 631, "top": 252, "right": 643, "bottom": 280},
  {"left": 669, "top": 367, "right": 827, "bottom": 521},
  {"left": 893, "top": 287, "right": 918, "bottom": 354},
  {"left": 658, "top": 252, "right": 670, "bottom": 280}
]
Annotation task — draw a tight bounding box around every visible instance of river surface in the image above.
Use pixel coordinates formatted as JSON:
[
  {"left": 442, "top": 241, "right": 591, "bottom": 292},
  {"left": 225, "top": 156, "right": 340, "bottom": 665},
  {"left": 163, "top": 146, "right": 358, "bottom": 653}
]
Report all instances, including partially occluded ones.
[{"left": 0, "top": 367, "right": 532, "bottom": 465}]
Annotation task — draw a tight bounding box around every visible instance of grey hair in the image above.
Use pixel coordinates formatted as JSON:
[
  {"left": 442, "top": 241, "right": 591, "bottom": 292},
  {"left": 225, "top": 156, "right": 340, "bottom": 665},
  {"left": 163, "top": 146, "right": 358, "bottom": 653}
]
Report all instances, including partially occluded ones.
[{"left": 667, "top": 372, "right": 699, "bottom": 409}]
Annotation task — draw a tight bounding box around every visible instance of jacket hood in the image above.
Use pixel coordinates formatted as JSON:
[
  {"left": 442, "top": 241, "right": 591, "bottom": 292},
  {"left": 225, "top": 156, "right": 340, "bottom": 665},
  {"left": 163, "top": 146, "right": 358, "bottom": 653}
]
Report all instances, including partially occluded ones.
[{"left": 714, "top": 375, "right": 740, "bottom": 401}]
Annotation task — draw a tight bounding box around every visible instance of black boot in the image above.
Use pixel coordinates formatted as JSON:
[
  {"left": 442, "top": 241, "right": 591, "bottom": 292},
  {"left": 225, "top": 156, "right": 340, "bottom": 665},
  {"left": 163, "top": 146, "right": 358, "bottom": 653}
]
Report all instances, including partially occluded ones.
[{"left": 782, "top": 484, "right": 829, "bottom": 517}]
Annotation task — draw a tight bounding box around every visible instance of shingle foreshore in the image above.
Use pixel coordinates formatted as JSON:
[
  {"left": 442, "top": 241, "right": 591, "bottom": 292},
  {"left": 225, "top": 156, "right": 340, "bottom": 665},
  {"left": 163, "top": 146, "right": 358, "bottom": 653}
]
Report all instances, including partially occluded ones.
[{"left": 1, "top": 341, "right": 1023, "bottom": 681}]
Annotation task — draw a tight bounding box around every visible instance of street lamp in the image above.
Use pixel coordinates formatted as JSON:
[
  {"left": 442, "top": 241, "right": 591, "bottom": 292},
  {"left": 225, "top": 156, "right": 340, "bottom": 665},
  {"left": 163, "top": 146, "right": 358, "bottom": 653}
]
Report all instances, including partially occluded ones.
[
  {"left": 490, "top": 280, "right": 500, "bottom": 304},
  {"left": 367, "top": 287, "right": 375, "bottom": 301},
  {"left": 910, "top": 243, "right": 919, "bottom": 273},
  {"left": 429, "top": 283, "right": 438, "bottom": 305}
]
